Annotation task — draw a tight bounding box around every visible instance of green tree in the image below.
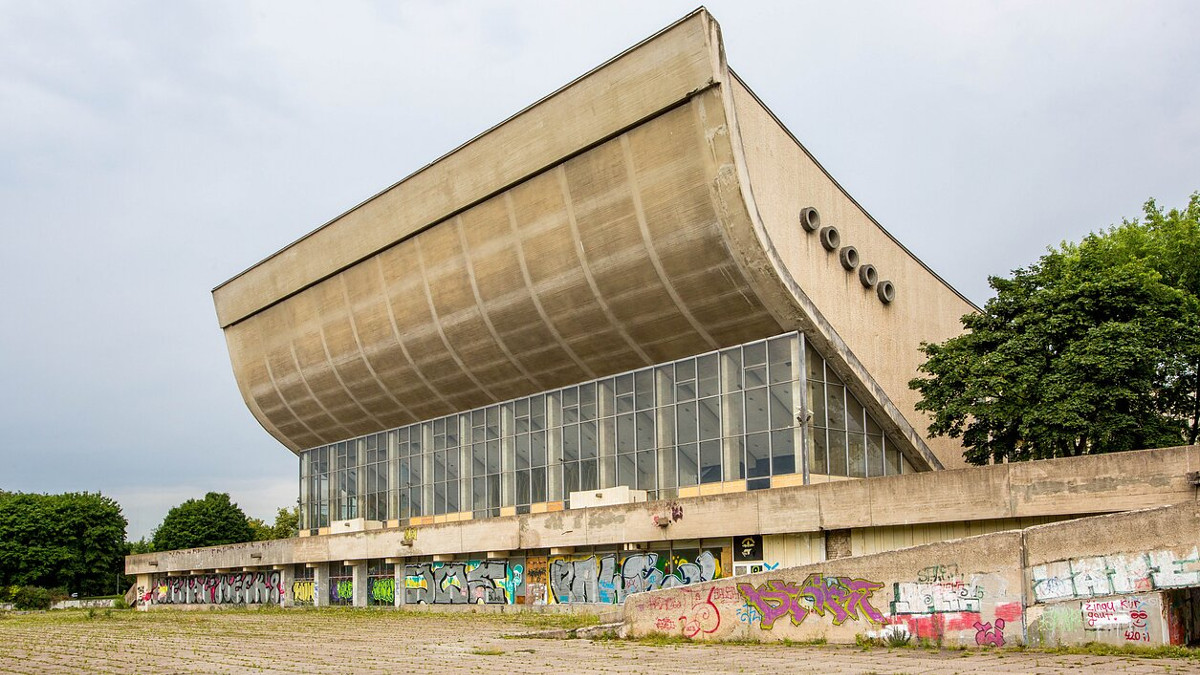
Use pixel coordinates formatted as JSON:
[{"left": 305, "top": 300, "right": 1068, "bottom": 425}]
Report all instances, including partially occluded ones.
[
  {"left": 910, "top": 193, "right": 1200, "bottom": 464},
  {"left": 151, "top": 492, "right": 254, "bottom": 551},
  {"left": 0, "top": 491, "right": 128, "bottom": 596},
  {"left": 247, "top": 506, "right": 299, "bottom": 541}
]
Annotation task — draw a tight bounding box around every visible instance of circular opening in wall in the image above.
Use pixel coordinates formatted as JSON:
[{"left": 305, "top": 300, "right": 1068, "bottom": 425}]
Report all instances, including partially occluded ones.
[
  {"left": 799, "top": 207, "right": 821, "bottom": 232},
  {"left": 859, "top": 264, "right": 878, "bottom": 288},
  {"left": 839, "top": 246, "right": 859, "bottom": 270},
  {"left": 877, "top": 280, "right": 896, "bottom": 304},
  {"left": 819, "top": 226, "right": 840, "bottom": 251}
]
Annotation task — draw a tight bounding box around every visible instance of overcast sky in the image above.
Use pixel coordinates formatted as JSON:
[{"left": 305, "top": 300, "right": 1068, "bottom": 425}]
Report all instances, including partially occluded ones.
[{"left": 2, "top": 1, "right": 1197, "bottom": 540}]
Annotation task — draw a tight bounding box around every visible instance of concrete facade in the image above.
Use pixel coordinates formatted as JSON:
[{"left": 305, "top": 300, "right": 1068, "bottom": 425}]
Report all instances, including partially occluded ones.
[{"left": 127, "top": 9, "right": 1200, "bottom": 649}]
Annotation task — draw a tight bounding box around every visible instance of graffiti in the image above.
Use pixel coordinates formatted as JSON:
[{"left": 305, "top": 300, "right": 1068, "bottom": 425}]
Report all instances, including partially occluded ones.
[
  {"left": 737, "top": 574, "right": 885, "bottom": 630},
  {"left": 404, "top": 560, "right": 515, "bottom": 605},
  {"left": 655, "top": 617, "right": 676, "bottom": 630},
  {"left": 973, "top": 618, "right": 1005, "bottom": 647},
  {"left": 763, "top": 562, "right": 780, "bottom": 571},
  {"left": 916, "top": 564, "right": 959, "bottom": 583},
  {"left": 151, "top": 571, "right": 284, "bottom": 605},
  {"left": 549, "top": 550, "right": 721, "bottom": 604},
  {"left": 678, "top": 587, "right": 721, "bottom": 638},
  {"left": 891, "top": 578, "right": 985, "bottom": 615},
  {"left": 525, "top": 556, "right": 548, "bottom": 605},
  {"left": 737, "top": 603, "right": 761, "bottom": 624},
  {"left": 331, "top": 579, "right": 353, "bottom": 602},
  {"left": 292, "top": 580, "right": 315, "bottom": 605},
  {"left": 1031, "top": 548, "right": 1200, "bottom": 603},
  {"left": 369, "top": 577, "right": 395, "bottom": 604},
  {"left": 402, "top": 526, "right": 417, "bottom": 546},
  {"left": 1082, "top": 596, "right": 1152, "bottom": 642}
]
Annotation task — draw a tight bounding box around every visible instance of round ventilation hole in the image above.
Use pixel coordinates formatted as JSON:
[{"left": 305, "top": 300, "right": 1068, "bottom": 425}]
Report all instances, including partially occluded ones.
[
  {"left": 859, "top": 264, "right": 878, "bottom": 288},
  {"left": 877, "top": 279, "right": 896, "bottom": 304},
  {"left": 799, "top": 207, "right": 821, "bottom": 233},
  {"left": 819, "top": 226, "right": 840, "bottom": 251},
  {"left": 839, "top": 246, "right": 859, "bottom": 270}
]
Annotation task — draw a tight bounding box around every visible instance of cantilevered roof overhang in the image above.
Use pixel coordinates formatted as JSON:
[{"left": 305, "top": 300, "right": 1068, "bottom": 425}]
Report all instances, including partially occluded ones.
[{"left": 213, "top": 10, "right": 975, "bottom": 470}]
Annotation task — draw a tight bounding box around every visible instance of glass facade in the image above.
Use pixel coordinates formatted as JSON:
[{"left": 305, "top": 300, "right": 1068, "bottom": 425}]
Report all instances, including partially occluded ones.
[{"left": 299, "top": 331, "right": 909, "bottom": 530}]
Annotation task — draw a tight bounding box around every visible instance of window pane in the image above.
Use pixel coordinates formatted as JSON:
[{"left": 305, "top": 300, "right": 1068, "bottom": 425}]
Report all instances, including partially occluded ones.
[
  {"left": 828, "top": 430, "right": 848, "bottom": 476},
  {"left": 700, "top": 440, "right": 722, "bottom": 484},
  {"left": 847, "top": 396, "right": 866, "bottom": 435},
  {"left": 826, "top": 384, "right": 846, "bottom": 431},
  {"left": 768, "top": 337, "right": 792, "bottom": 384},
  {"left": 636, "top": 410, "right": 655, "bottom": 450},
  {"left": 636, "top": 450, "right": 655, "bottom": 491},
  {"left": 580, "top": 383, "right": 597, "bottom": 420},
  {"left": 885, "top": 444, "right": 902, "bottom": 475},
  {"left": 516, "top": 470, "right": 530, "bottom": 505},
  {"left": 531, "top": 432, "right": 547, "bottom": 467},
  {"left": 635, "top": 371, "right": 654, "bottom": 409},
  {"left": 487, "top": 440, "right": 500, "bottom": 473},
  {"left": 769, "top": 383, "right": 792, "bottom": 430},
  {"left": 516, "top": 434, "right": 530, "bottom": 470},
  {"left": 867, "top": 435, "right": 885, "bottom": 477},
  {"left": 771, "top": 429, "right": 795, "bottom": 475},
  {"left": 747, "top": 432, "right": 770, "bottom": 478},
  {"left": 445, "top": 481, "right": 459, "bottom": 512},
  {"left": 487, "top": 474, "right": 501, "bottom": 509},
  {"left": 580, "top": 420, "right": 598, "bottom": 459},
  {"left": 580, "top": 459, "right": 598, "bottom": 491},
  {"left": 563, "top": 462, "right": 580, "bottom": 497},
  {"left": 723, "top": 391, "right": 743, "bottom": 438},
  {"left": 699, "top": 397, "right": 721, "bottom": 440},
  {"left": 676, "top": 400, "right": 697, "bottom": 444},
  {"left": 563, "top": 424, "right": 579, "bottom": 462},
  {"left": 677, "top": 444, "right": 698, "bottom": 486},
  {"left": 531, "top": 467, "right": 547, "bottom": 502},
  {"left": 745, "top": 387, "right": 769, "bottom": 432},
  {"left": 847, "top": 433, "right": 867, "bottom": 477},
  {"left": 617, "top": 414, "right": 635, "bottom": 454},
  {"left": 472, "top": 477, "right": 486, "bottom": 512},
  {"left": 697, "top": 354, "right": 719, "bottom": 398},
  {"left": 617, "top": 453, "right": 636, "bottom": 488}
]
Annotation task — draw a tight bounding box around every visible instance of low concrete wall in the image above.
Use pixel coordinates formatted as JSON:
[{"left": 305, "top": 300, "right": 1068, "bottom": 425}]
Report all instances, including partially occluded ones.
[{"left": 622, "top": 502, "right": 1200, "bottom": 647}]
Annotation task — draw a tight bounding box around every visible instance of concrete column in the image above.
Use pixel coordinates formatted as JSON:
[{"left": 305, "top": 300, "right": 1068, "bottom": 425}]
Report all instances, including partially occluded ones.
[
  {"left": 279, "top": 566, "right": 295, "bottom": 608},
  {"left": 313, "top": 563, "right": 329, "bottom": 608},
  {"left": 352, "top": 563, "right": 368, "bottom": 607},
  {"left": 394, "top": 561, "right": 405, "bottom": 608},
  {"left": 135, "top": 573, "right": 154, "bottom": 610}
]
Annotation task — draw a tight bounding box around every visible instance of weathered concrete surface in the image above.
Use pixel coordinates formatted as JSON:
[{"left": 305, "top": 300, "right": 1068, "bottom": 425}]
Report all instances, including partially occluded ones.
[
  {"left": 623, "top": 530, "right": 1024, "bottom": 646},
  {"left": 0, "top": 610, "right": 1194, "bottom": 674},
  {"left": 622, "top": 501, "right": 1200, "bottom": 647},
  {"left": 127, "top": 445, "right": 1200, "bottom": 576}
]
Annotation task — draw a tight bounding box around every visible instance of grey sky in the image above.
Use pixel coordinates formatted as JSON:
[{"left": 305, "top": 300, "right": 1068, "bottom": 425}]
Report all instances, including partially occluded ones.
[{"left": 2, "top": 1, "right": 1197, "bottom": 540}]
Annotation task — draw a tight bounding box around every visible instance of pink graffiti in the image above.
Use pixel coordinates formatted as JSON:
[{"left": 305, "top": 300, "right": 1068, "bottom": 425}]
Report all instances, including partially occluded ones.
[
  {"left": 737, "top": 574, "right": 885, "bottom": 629},
  {"left": 974, "top": 618, "right": 1005, "bottom": 647},
  {"left": 655, "top": 617, "right": 677, "bottom": 630},
  {"left": 679, "top": 587, "right": 722, "bottom": 638},
  {"left": 709, "top": 586, "right": 741, "bottom": 603},
  {"left": 886, "top": 601, "right": 1022, "bottom": 641}
]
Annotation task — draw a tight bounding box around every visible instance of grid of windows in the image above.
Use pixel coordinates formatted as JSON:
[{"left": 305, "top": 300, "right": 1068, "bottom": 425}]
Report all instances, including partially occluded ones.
[{"left": 299, "top": 332, "right": 909, "bottom": 529}]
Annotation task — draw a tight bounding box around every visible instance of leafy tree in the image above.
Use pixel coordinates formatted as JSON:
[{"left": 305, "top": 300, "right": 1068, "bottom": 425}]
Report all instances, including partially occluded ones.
[
  {"left": 248, "top": 506, "right": 299, "bottom": 541},
  {"left": 0, "top": 492, "right": 128, "bottom": 596},
  {"left": 911, "top": 193, "right": 1200, "bottom": 464},
  {"left": 151, "top": 492, "right": 254, "bottom": 551}
]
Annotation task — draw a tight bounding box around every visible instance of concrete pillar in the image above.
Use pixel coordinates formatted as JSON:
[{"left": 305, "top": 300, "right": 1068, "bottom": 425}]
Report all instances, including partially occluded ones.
[
  {"left": 393, "top": 561, "right": 406, "bottom": 608},
  {"left": 279, "top": 566, "right": 295, "bottom": 608},
  {"left": 135, "top": 573, "right": 154, "bottom": 610},
  {"left": 313, "top": 563, "right": 329, "bottom": 608},
  {"left": 352, "top": 562, "right": 368, "bottom": 607}
]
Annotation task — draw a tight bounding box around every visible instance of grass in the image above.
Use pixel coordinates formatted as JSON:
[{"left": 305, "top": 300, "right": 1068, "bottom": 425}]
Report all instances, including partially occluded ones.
[{"left": 470, "top": 647, "right": 505, "bottom": 656}]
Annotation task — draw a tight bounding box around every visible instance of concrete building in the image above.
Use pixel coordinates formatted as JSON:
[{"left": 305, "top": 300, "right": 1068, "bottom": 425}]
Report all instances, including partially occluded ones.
[{"left": 128, "top": 10, "right": 1200, "bottom": 646}]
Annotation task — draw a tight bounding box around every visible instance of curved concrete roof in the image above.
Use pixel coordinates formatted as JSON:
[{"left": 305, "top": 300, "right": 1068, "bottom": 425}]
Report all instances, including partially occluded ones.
[{"left": 214, "top": 10, "right": 974, "bottom": 469}]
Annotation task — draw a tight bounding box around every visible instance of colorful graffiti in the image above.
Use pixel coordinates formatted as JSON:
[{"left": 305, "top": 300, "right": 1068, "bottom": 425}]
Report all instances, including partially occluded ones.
[
  {"left": 151, "top": 571, "right": 284, "bottom": 605},
  {"left": 548, "top": 550, "right": 721, "bottom": 604},
  {"left": 369, "top": 577, "right": 395, "bottom": 604},
  {"left": 974, "top": 618, "right": 1006, "bottom": 646},
  {"left": 737, "top": 573, "right": 885, "bottom": 629},
  {"left": 1031, "top": 548, "right": 1200, "bottom": 603},
  {"left": 331, "top": 579, "right": 353, "bottom": 603},
  {"left": 292, "top": 580, "right": 314, "bottom": 605},
  {"left": 404, "top": 560, "right": 521, "bottom": 605},
  {"left": 891, "top": 578, "right": 985, "bottom": 615}
]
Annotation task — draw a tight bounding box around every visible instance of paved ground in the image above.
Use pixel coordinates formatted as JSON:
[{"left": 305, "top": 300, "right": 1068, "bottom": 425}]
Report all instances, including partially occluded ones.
[{"left": 0, "top": 609, "right": 1197, "bottom": 674}]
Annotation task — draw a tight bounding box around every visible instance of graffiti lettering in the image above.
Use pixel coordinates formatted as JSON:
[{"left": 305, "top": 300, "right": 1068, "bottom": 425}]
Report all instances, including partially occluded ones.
[
  {"left": 678, "top": 587, "right": 721, "bottom": 638},
  {"left": 891, "top": 579, "right": 984, "bottom": 615},
  {"left": 548, "top": 550, "right": 721, "bottom": 604},
  {"left": 973, "top": 618, "right": 1005, "bottom": 647},
  {"left": 737, "top": 574, "right": 885, "bottom": 630},
  {"left": 292, "top": 580, "right": 314, "bottom": 605},
  {"left": 151, "top": 571, "right": 284, "bottom": 605},
  {"left": 369, "top": 577, "right": 395, "bottom": 604},
  {"left": 1031, "top": 548, "right": 1200, "bottom": 603}
]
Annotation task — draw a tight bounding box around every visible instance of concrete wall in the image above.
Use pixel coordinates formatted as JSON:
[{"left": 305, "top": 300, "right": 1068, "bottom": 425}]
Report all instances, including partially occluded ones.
[
  {"left": 623, "top": 501, "right": 1200, "bottom": 647},
  {"left": 127, "top": 445, "right": 1200, "bottom": 576}
]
